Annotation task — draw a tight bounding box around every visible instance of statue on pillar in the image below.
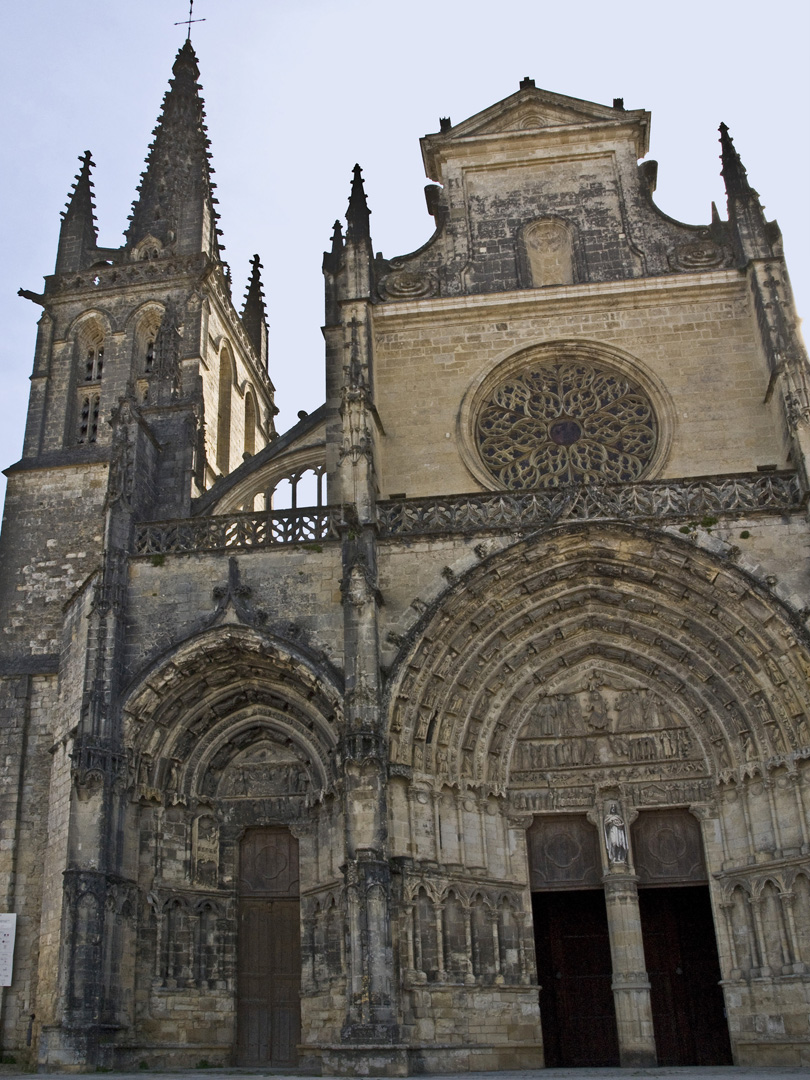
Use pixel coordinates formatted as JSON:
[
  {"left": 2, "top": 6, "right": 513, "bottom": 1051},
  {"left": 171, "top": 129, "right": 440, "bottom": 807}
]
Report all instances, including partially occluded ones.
[{"left": 604, "top": 803, "right": 629, "bottom": 864}]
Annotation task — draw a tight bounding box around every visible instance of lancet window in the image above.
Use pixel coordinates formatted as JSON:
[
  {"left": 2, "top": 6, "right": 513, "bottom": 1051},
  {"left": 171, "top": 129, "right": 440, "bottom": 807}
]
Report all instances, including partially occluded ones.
[
  {"left": 216, "top": 346, "right": 234, "bottom": 475},
  {"left": 84, "top": 345, "right": 104, "bottom": 382},
  {"left": 77, "top": 392, "right": 101, "bottom": 444}
]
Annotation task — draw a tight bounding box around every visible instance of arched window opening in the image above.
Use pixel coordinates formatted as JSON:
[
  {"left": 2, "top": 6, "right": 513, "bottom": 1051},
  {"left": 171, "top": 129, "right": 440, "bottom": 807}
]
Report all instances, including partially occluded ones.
[
  {"left": 268, "top": 466, "right": 325, "bottom": 510},
  {"left": 415, "top": 888, "right": 438, "bottom": 981},
  {"left": 216, "top": 346, "right": 234, "bottom": 475},
  {"left": 244, "top": 391, "right": 257, "bottom": 457},
  {"left": 84, "top": 345, "right": 104, "bottom": 382},
  {"left": 76, "top": 320, "right": 106, "bottom": 386},
  {"left": 77, "top": 393, "right": 100, "bottom": 444},
  {"left": 522, "top": 219, "right": 574, "bottom": 287},
  {"left": 132, "top": 308, "right": 162, "bottom": 380}
]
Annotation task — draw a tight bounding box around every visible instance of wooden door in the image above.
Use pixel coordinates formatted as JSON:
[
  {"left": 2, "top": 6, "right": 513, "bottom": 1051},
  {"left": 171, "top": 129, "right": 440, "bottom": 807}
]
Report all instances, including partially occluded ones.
[
  {"left": 639, "top": 885, "right": 732, "bottom": 1066},
  {"left": 237, "top": 828, "right": 301, "bottom": 1066},
  {"left": 533, "top": 890, "right": 620, "bottom": 1067}
]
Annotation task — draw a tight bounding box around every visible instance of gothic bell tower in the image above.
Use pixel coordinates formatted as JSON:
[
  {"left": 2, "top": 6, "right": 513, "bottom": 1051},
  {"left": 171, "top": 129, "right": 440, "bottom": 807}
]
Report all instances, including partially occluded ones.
[{"left": 0, "top": 40, "right": 275, "bottom": 1068}]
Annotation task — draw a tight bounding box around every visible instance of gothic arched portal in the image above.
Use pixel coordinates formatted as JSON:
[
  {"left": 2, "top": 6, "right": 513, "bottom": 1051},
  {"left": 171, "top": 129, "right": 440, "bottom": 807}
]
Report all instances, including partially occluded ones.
[
  {"left": 384, "top": 523, "right": 810, "bottom": 1066},
  {"left": 119, "top": 627, "right": 345, "bottom": 1064}
]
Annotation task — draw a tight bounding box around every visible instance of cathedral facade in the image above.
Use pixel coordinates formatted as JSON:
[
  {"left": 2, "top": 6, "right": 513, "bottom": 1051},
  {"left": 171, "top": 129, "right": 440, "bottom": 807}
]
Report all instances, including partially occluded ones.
[{"left": 0, "top": 43, "right": 809, "bottom": 1074}]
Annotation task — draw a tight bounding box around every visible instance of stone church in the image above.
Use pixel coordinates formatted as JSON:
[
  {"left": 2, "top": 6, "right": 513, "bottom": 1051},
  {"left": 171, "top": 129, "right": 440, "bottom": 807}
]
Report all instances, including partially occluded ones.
[{"left": 0, "top": 38, "right": 809, "bottom": 1074}]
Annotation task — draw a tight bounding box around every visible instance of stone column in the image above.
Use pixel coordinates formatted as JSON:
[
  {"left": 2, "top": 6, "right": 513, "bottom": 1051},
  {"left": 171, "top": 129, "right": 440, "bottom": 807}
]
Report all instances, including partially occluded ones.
[
  {"left": 602, "top": 872, "right": 657, "bottom": 1067},
  {"left": 594, "top": 799, "right": 657, "bottom": 1068}
]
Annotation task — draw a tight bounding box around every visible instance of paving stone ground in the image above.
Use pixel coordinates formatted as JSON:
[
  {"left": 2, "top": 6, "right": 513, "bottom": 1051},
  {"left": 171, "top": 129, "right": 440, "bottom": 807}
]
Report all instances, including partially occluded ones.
[{"left": 0, "top": 1068, "right": 807, "bottom": 1080}]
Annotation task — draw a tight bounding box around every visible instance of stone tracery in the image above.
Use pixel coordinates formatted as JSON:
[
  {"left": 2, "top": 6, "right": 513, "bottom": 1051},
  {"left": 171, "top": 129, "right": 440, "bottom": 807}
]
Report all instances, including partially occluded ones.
[{"left": 476, "top": 358, "right": 658, "bottom": 488}]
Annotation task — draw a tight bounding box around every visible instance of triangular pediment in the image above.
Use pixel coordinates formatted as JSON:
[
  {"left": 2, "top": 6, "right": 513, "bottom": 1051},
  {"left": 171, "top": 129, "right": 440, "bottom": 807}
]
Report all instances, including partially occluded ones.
[
  {"left": 421, "top": 84, "right": 649, "bottom": 175},
  {"left": 448, "top": 88, "right": 623, "bottom": 139}
]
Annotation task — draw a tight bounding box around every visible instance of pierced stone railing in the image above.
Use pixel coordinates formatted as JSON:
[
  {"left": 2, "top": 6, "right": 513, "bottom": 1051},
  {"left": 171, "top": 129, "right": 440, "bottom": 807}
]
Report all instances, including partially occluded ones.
[
  {"left": 134, "top": 507, "right": 342, "bottom": 554},
  {"left": 376, "top": 471, "right": 804, "bottom": 538},
  {"left": 133, "top": 472, "right": 804, "bottom": 555}
]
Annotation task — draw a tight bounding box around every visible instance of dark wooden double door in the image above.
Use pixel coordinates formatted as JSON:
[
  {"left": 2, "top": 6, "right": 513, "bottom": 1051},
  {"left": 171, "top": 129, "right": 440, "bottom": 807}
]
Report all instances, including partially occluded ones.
[
  {"left": 533, "top": 886, "right": 731, "bottom": 1067},
  {"left": 237, "top": 829, "right": 301, "bottom": 1066}
]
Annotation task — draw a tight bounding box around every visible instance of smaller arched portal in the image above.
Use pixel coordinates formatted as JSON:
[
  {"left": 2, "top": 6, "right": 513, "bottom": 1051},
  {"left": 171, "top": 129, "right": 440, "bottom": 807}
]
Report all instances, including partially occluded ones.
[{"left": 121, "top": 627, "right": 343, "bottom": 1067}]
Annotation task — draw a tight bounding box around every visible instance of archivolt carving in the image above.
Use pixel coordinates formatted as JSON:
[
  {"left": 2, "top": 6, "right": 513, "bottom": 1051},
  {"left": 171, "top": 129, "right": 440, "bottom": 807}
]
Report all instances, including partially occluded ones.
[
  {"left": 122, "top": 627, "right": 342, "bottom": 800},
  {"left": 385, "top": 525, "right": 810, "bottom": 793}
]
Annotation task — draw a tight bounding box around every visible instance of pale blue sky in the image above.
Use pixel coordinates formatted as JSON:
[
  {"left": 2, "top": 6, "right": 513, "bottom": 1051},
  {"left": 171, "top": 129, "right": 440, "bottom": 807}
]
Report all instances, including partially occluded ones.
[{"left": 1, "top": 0, "right": 808, "bottom": 507}]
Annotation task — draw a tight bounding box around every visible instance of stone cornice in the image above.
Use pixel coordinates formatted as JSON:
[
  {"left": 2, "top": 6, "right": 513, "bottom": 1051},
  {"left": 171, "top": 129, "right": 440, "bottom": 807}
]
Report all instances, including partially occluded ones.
[{"left": 372, "top": 268, "right": 746, "bottom": 324}]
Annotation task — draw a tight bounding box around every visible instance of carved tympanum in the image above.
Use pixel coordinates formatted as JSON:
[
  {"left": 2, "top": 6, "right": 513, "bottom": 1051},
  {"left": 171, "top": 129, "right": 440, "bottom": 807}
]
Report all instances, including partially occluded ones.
[
  {"left": 476, "top": 358, "right": 657, "bottom": 488},
  {"left": 214, "top": 739, "right": 310, "bottom": 799}
]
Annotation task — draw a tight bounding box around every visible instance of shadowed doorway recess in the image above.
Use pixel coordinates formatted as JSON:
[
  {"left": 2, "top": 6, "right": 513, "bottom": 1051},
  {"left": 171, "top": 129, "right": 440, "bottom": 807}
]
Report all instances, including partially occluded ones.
[{"left": 237, "top": 828, "right": 301, "bottom": 1066}]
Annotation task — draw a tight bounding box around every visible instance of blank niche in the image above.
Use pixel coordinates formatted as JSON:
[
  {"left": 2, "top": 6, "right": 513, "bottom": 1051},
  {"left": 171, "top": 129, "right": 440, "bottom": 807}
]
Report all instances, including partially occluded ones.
[{"left": 521, "top": 219, "right": 574, "bottom": 287}]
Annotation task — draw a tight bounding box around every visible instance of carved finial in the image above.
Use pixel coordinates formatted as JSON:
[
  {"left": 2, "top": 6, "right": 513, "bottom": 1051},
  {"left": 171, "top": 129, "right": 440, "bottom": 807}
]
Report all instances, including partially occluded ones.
[
  {"left": 439, "top": 116, "right": 452, "bottom": 133},
  {"left": 346, "top": 164, "right": 371, "bottom": 240},
  {"left": 56, "top": 150, "right": 99, "bottom": 274},
  {"left": 330, "top": 219, "right": 344, "bottom": 255},
  {"left": 519, "top": 76, "right": 535, "bottom": 90},
  {"left": 241, "top": 254, "right": 267, "bottom": 358}
]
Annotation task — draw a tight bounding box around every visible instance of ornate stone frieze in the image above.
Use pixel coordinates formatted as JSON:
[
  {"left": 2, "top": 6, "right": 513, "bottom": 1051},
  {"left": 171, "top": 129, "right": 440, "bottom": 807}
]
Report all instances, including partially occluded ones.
[
  {"left": 132, "top": 472, "right": 801, "bottom": 555},
  {"left": 377, "top": 471, "right": 802, "bottom": 539}
]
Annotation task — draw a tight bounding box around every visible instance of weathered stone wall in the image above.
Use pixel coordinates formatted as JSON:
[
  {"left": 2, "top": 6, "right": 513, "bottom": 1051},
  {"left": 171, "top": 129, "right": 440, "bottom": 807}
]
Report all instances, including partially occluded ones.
[
  {"left": 0, "top": 465, "right": 107, "bottom": 658},
  {"left": 124, "top": 545, "right": 344, "bottom": 679},
  {"left": 370, "top": 276, "right": 783, "bottom": 500}
]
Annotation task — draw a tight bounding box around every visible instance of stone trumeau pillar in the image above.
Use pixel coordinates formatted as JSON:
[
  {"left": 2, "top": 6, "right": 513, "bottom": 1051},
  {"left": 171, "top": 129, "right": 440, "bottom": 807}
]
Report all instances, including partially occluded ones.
[
  {"left": 329, "top": 167, "right": 400, "bottom": 1066},
  {"left": 590, "top": 798, "right": 657, "bottom": 1068}
]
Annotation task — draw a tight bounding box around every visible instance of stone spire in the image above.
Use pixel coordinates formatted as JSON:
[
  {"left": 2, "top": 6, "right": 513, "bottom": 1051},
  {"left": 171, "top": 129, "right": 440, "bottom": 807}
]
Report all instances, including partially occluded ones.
[
  {"left": 125, "top": 40, "right": 221, "bottom": 258},
  {"left": 323, "top": 219, "right": 344, "bottom": 274},
  {"left": 719, "top": 122, "right": 754, "bottom": 198},
  {"left": 241, "top": 254, "right": 268, "bottom": 368},
  {"left": 718, "top": 123, "right": 773, "bottom": 260},
  {"left": 55, "top": 151, "right": 99, "bottom": 274},
  {"left": 346, "top": 164, "right": 371, "bottom": 240}
]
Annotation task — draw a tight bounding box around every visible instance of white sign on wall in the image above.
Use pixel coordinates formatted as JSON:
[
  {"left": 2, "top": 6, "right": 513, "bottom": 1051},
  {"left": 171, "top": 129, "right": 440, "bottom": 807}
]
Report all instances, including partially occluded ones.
[{"left": 0, "top": 915, "right": 17, "bottom": 987}]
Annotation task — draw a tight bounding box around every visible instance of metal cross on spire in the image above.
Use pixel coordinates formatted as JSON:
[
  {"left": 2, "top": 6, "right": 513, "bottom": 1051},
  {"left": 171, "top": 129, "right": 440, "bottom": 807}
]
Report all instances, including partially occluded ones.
[{"left": 175, "top": 0, "right": 205, "bottom": 40}]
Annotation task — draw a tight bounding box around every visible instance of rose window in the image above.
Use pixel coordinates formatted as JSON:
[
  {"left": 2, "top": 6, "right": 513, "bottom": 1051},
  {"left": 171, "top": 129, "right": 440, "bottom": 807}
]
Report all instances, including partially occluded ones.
[{"left": 476, "top": 359, "right": 657, "bottom": 488}]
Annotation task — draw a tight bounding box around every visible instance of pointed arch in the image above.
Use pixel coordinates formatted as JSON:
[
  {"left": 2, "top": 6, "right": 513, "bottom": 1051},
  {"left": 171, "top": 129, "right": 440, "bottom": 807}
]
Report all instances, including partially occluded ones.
[
  {"left": 122, "top": 625, "right": 343, "bottom": 801},
  {"left": 216, "top": 343, "right": 236, "bottom": 474},
  {"left": 243, "top": 389, "right": 257, "bottom": 457},
  {"left": 128, "top": 301, "right": 164, "bottom": 378},
  {"left": 385, "top": 524, "right": 810, "bottom": 791}
]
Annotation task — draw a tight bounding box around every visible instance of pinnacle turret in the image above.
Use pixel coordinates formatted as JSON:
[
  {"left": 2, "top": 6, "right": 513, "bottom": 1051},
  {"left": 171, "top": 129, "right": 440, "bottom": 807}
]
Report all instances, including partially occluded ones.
[
  {"left": 55, "top": 151, "right": 99, "bottom": 274},
  {"left": 346, "top": 164, "right": 371, "bottom": 240},
  {"left": 719, "top": 123, "right": 754, "bottom": 198},
  {"left": 125, "top": 40, "right": 221, "bottom": 258},
  {"left": 241, "top": 255, "right": 268, "bottom": 368},
  {"left": 719, "top": 123, "right": 775, "bottom": 260}
]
